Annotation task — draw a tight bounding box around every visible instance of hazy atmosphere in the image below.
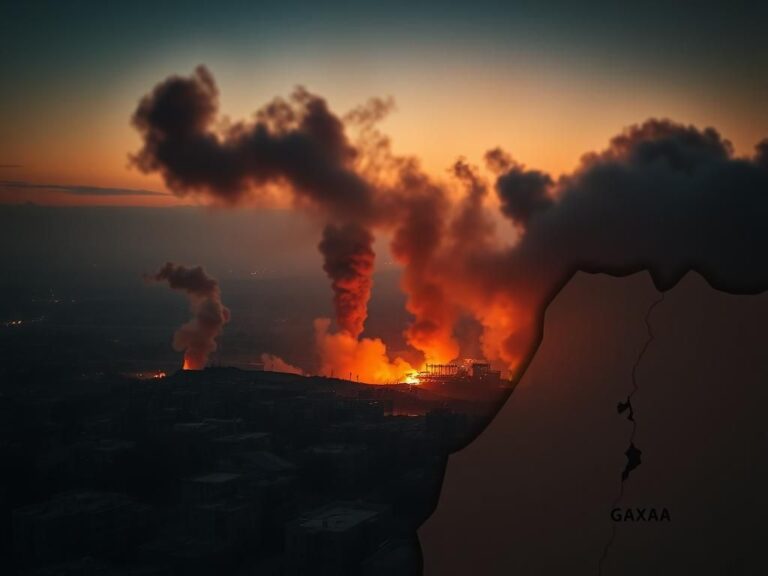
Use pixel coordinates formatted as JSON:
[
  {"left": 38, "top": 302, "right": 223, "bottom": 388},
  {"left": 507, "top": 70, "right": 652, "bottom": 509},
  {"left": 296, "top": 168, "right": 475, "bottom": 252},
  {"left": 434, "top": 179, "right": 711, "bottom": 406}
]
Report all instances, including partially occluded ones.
[{"left": 1, "top": 1, "right": 766, "bottom": 575}]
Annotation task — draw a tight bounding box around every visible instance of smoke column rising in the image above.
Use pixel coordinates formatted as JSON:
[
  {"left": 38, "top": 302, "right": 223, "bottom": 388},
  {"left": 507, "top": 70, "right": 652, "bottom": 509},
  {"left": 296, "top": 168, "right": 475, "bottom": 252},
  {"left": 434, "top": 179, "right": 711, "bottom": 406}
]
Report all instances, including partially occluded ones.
[
  {"left": 318, "top": 222, "right": 375, "bottom": 338},
  {"left": 145, "top": 262, "right": 231, "bottom": 370}
]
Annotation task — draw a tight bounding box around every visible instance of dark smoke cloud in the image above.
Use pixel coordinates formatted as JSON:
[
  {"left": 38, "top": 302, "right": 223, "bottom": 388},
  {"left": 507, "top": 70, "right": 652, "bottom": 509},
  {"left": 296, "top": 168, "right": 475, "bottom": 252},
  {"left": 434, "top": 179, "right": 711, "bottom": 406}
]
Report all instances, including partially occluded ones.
[
  {"left": 318, "top": 222, "right": 375, "bottom": 338},
  {"left": 131, "top": 66, "right": 374, "bottom": 220},
  {"left": 484, "top": 147, "right": 554, "bottom": 227},
  {"left": 450, "top": 159, "right": 496, "bottom": 250},
  {"left": 145, "top": 262, "right": 230, "bottom": 370},
  {"left": 486, "top": 119, "right": 768, "bottom": 365},
  {"left": 509, "top": 119, "right": 768, "bottom": 290}
]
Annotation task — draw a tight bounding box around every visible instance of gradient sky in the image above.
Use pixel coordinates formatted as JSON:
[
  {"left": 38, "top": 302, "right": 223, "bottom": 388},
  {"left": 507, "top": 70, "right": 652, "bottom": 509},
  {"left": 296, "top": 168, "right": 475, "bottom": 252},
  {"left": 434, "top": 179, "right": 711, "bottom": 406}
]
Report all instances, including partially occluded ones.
[{"left": 1, "top": 0, "right": 766, "bottom": 205}]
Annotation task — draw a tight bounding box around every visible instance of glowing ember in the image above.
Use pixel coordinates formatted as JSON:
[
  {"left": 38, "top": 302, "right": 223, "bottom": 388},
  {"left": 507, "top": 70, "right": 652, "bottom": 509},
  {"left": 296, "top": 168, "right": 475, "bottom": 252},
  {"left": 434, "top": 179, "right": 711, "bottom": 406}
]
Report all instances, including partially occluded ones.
[{"left": 404, "top": 373, "right": 421, "bottom": 385}]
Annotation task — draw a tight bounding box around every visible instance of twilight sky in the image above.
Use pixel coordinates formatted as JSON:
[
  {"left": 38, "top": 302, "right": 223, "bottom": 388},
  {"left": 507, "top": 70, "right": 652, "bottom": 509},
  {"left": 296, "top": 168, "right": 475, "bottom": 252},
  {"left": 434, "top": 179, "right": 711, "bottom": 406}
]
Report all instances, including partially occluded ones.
[{"left": 1, "top": 0, "right": 766, "bottom": 205}]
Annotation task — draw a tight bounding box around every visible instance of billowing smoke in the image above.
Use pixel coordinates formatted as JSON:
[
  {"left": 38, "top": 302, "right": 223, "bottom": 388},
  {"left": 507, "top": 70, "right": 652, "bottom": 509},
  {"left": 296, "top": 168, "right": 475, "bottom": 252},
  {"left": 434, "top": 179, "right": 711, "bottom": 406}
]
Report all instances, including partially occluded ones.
[
  {"left": 477, "top": 120, "right": 768, "bottom": 367},
  {"left": 133, "top": 67, "right": 768, "bottom": 384},
  {"left": 261, "top": 353, "right": 304, "bottom": 375},
  {"left": 131, "top": 66, "right": 375, "bottom": 220},
  {"left": 145, "top": 262, "right": 231, "bottom": 370},
  {"left": 485, "top": 148, "right": 554, "bottom": 228},
  {"left": 390, "top": 172, "right": 459, "bottom": 363},
  {"left": 318, "top": 222, "right": 375, "bottom": 338}
]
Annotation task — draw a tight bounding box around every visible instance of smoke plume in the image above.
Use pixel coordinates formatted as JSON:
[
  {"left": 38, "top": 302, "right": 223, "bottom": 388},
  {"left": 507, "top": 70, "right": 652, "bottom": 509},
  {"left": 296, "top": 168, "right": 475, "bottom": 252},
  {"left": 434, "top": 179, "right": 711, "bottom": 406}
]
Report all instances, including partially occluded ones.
[
  {"left": 145, "top": 262, "right": 231, "bottom": 370},
  {"left": 318, "top": 222, "right": 375, "bottom": 338},
  {"left": 261, "top": 353, "right": 304, "bottom": 375}
]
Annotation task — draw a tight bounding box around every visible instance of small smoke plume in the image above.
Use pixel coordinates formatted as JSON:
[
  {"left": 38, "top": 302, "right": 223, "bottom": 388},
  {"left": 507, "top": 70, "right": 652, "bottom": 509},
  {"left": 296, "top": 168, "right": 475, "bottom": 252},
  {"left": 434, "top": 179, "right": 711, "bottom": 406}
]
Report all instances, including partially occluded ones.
[
  {"left": 318, "top": 222, "right": 375, "bottom": 338},
  {"left": 145, "top": 262, "right": 230, "bottom": 370},
  {"left": 261, "top": 353, "right": 304, "bottom": 375}
]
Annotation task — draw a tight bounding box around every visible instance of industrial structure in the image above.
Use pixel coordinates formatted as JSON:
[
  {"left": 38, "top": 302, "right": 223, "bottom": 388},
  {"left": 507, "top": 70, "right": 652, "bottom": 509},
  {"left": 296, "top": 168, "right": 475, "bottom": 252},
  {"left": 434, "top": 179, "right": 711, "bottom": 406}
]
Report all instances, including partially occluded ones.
[{"left": 410, "top": 359, "right": 503, "bottom": 398}]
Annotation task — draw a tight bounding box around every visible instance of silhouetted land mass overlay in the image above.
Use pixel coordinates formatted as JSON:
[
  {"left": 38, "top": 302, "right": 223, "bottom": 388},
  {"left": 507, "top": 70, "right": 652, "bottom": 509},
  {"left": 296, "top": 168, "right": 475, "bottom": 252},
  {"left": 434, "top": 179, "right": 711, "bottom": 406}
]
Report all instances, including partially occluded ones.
[
  {"left": 598, "top": 292, "right": 664, "bottom": 575},
  {"left": 421, "top": 272, "right": 768, "bottom": 575},
  {"left": 0, "top": 364, "right": 498, "bottom": 576}
]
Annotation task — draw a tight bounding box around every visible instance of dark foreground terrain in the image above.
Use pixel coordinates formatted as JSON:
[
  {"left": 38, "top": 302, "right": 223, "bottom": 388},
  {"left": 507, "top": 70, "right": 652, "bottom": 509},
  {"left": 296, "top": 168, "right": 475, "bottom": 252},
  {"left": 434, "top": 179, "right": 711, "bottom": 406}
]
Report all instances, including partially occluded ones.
[{"left": 0, "top": 362, "right": 497, "bottom": 576}]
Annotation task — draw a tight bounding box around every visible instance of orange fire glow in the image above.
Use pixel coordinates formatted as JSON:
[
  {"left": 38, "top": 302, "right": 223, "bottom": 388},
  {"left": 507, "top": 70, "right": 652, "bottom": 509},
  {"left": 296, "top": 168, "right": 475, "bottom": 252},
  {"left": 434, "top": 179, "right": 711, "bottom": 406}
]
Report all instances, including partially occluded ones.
[
  {"left": 314, "top": 318, "right": 416, "bottom": 384},
  {"left": 182, "top": 357, "right": 199, "bottom": 370},
  {"left": 404, "top": 372, "right": 421, "bottom": 385}
]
